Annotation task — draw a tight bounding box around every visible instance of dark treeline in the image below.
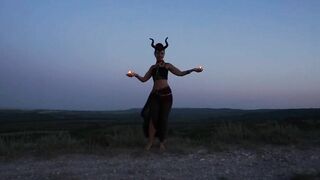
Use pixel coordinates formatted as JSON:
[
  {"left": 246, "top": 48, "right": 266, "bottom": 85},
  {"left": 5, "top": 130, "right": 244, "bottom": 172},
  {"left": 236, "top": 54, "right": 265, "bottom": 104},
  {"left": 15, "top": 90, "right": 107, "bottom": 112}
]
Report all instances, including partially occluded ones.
[{"left": 1, "top": 108, "right": 320, "bottom": 123}]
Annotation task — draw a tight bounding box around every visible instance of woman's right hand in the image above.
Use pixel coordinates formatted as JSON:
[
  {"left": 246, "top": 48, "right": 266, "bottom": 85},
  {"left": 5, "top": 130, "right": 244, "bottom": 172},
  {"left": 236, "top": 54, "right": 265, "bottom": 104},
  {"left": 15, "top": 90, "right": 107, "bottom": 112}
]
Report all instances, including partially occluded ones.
[{"left": 126, "top": 70, "right": 137, "bottom": 77}]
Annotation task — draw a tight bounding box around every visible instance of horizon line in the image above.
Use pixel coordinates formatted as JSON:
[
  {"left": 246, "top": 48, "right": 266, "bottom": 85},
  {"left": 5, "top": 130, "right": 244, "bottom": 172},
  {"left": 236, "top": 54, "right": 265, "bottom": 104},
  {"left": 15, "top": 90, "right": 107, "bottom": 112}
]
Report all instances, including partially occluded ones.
[{"left": 0, "top": 107, "right": 319, "bottom": 112}]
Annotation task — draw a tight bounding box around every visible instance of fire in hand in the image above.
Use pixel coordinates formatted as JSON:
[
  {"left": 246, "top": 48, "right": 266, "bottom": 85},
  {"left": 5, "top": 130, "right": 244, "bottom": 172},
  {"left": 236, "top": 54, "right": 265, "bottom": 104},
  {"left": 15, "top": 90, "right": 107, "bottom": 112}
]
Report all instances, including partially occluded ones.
[
  {"left": 126, "top": 70, "right": 134, "bottom": 77},
  {"left": 197, "top": 65, "right": 203, "bottom": 72}
]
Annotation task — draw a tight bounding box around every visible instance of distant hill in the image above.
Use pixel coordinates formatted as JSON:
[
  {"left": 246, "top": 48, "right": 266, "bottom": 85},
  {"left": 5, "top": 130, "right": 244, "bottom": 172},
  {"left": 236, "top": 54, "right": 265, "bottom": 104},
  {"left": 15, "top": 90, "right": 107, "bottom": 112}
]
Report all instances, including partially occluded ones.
[
  {"left": 168, "top": 108, "right": 320, "bottom": 122},
  {"left": 0, "top": 108, "right": 319, "bottom": 123}
]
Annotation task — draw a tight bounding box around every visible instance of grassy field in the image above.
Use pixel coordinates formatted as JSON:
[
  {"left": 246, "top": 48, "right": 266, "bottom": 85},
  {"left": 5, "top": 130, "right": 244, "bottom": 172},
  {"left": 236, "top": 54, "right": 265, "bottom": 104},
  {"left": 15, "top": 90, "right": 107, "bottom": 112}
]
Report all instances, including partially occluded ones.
[{"left": 0, "top": 108, "right": 319, "bottom": 158}]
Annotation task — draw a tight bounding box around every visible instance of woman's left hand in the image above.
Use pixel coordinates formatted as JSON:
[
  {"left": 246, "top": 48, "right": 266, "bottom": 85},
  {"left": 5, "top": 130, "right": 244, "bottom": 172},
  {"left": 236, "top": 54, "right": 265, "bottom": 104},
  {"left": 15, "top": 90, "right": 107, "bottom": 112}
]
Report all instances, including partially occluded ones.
[{"left": 194, "top": 67, "right": 203, "bottom": 72}]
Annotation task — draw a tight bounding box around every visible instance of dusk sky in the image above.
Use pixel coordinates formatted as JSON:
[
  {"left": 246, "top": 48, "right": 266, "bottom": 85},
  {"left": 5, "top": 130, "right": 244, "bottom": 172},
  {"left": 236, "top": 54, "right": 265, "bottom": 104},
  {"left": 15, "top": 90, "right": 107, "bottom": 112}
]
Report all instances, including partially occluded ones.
[{"left": 0, "top": 0, "right": 319, "bottom": 110}]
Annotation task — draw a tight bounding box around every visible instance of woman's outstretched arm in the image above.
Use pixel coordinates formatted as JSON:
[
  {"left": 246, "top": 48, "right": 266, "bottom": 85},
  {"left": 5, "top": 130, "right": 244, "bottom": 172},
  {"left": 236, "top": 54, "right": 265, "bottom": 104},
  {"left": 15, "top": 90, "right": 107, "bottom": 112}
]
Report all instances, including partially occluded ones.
[
  {"left": 133, "top": 65, "right": 154, "bottom": 82},
  {"left": 167, "top": 63, "right": 202, "bottom": 76}
]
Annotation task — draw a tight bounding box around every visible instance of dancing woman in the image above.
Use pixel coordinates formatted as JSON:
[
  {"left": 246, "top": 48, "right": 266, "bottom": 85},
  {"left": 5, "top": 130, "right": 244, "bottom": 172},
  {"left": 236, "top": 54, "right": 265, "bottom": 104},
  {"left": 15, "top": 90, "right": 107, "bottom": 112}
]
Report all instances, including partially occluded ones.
[{"left": 127, "top": 37, "right": 203, "bottom": 151}]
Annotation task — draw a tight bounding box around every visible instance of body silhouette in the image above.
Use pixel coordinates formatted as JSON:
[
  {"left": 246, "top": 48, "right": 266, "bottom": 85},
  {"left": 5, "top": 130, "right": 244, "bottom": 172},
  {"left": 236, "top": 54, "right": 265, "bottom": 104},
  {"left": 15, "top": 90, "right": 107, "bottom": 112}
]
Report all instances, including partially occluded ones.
[{"left": 127, "top": 37, "right": 203, "bottom": 151}]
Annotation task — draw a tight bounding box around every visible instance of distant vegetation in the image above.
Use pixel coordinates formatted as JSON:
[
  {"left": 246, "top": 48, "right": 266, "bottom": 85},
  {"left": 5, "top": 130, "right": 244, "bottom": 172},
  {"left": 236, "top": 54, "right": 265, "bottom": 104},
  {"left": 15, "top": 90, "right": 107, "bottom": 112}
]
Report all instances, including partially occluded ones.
[{"left": 0, "top": 108, "right": 319, "bottom": 158}]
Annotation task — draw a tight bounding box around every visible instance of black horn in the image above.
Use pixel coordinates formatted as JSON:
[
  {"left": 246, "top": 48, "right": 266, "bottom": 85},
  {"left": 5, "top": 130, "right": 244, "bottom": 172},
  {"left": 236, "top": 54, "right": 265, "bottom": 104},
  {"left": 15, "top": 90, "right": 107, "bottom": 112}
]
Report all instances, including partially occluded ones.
[
  {"left": 164, "top": 37, "right": 169, "bottom": 49},
  {"left": 149, "top": 38, "right": 156, "bottom": 48}
]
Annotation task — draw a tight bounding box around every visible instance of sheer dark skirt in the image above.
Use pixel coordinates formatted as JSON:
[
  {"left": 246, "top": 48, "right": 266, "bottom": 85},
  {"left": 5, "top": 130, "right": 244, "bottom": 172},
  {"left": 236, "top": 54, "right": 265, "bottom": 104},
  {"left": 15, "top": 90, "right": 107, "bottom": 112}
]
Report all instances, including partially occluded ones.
[{"left": 141, "top": 87, "right": 173, "bottom": 142}]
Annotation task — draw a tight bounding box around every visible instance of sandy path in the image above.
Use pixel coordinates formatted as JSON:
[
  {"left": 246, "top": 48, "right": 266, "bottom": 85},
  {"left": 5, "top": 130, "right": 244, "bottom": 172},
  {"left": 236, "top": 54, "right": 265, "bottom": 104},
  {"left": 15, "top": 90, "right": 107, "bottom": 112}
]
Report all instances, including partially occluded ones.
[{"left": 0, "top": 146, "right": 319, "bottom": 180}]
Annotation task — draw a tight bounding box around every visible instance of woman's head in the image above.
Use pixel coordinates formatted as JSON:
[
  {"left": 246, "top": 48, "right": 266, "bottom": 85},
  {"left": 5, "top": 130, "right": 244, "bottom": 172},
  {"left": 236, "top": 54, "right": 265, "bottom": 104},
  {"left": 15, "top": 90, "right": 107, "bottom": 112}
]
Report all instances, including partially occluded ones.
[
  {"left": 150, "top": 37, "right": 168, "bottom": 61},
  {"left": 155, "top": 50, "right": 165, "bottom": 60}
]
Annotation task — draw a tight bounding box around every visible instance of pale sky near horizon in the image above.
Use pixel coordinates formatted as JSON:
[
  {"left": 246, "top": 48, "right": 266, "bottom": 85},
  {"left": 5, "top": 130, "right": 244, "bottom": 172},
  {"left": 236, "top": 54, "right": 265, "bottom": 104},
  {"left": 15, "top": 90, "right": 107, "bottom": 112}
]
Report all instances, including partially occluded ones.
[{"left": 0, "top": 0, "right": 319, "bottom": 110}]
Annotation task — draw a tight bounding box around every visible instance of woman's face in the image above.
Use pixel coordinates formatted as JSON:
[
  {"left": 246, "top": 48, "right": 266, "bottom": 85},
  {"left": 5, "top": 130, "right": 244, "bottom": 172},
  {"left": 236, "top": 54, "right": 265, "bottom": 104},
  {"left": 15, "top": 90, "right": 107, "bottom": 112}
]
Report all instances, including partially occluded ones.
[{"left": 155, "top": 50, "right": 165, "bottom": 60}]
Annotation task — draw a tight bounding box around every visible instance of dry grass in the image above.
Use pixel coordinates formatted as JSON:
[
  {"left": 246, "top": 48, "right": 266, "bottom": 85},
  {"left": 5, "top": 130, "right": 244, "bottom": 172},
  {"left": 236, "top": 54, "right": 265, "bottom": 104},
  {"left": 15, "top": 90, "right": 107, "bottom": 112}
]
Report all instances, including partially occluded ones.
[{"left": 1, "top": 119, "right": 319, "bottom": 159}]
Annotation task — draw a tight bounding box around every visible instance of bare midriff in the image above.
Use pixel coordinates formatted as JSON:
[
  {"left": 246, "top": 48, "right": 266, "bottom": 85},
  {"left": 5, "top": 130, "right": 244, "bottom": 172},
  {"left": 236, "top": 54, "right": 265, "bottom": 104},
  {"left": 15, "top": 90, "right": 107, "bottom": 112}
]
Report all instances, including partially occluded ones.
[{"left": 152, "top": 80, "right": 169, "bottom": 91}]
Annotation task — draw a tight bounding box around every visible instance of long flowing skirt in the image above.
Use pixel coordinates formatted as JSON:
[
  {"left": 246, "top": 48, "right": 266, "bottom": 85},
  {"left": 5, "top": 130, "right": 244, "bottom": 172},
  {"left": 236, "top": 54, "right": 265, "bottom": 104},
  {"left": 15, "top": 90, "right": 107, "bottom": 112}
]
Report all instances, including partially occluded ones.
[{"left": 141, "top": 87, "right": 173, "bottom": 142}]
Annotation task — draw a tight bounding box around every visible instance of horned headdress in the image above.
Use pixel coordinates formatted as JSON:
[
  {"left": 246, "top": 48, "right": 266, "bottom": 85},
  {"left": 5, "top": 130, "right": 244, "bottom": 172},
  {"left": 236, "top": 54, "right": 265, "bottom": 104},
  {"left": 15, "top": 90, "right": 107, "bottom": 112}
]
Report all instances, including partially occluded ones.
[{"left": 149, "top": 37, "right": 168, "bottom": 51}]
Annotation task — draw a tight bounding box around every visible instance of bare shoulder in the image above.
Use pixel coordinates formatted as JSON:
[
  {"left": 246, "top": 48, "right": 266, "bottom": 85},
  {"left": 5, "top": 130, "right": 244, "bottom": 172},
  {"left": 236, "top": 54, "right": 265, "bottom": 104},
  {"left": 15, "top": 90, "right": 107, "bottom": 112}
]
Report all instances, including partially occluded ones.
[
  {"left": 165, "top": 62, "right": 173, "bottom": 68},
  {"left": 150, "top": 64, "right": 157, "bottom": 69}
]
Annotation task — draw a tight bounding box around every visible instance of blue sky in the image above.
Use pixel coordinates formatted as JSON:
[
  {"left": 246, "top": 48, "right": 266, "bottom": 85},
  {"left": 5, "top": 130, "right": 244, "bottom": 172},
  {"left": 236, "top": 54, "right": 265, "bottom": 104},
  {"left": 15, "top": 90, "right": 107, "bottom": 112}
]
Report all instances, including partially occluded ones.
[{"left": 0, "top": 0, "right": 319, "bottom": 110}]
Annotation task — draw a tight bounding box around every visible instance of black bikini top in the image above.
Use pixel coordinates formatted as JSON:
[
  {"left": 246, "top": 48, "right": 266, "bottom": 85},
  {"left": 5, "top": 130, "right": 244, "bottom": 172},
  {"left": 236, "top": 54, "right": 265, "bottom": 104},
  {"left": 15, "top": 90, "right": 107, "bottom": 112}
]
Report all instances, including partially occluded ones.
[{"left": 152, "top": 63, "right": 168, "bottom": 81}]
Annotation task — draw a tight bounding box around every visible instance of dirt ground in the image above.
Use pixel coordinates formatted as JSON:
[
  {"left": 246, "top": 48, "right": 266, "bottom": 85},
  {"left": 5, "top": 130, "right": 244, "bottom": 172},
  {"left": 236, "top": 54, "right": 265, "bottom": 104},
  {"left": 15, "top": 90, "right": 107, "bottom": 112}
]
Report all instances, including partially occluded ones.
[{"left": 0, "top": 145, "right": 319, "bottom": 180}]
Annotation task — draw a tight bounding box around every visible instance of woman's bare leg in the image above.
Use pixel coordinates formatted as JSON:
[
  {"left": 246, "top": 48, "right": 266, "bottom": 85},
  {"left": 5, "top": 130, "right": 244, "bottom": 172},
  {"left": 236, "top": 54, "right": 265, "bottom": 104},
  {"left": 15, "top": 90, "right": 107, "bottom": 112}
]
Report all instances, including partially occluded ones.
[
  {"left": 145, "top": 119, "right": 156, "bottom": 151},
  {"left": 159, "top": 140, "right": 166, "bottom": 151}
]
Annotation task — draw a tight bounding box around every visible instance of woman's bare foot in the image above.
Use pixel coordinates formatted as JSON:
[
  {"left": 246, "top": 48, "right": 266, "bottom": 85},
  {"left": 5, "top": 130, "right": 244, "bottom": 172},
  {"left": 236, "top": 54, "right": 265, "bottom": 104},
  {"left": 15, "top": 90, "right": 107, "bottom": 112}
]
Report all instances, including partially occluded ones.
[
  {"left": 159, "top": 143, "right": 166, "bottom": 152},
  {"left": 144, "top": 142, "right": 153, "bottom": 151}
]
